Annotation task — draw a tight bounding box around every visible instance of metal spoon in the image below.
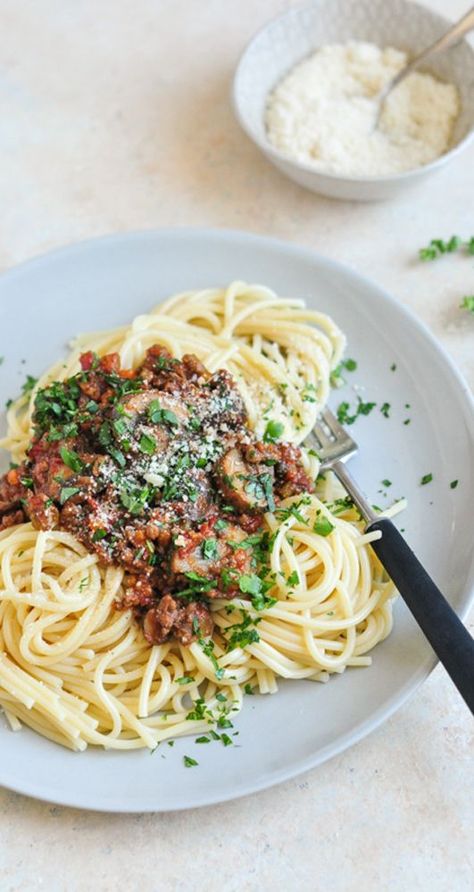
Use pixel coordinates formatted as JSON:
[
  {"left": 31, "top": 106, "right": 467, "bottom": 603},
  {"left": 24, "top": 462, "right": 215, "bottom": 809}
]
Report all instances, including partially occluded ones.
[{"left": 375, "top": 4, "right": 474, "bottom": 127}]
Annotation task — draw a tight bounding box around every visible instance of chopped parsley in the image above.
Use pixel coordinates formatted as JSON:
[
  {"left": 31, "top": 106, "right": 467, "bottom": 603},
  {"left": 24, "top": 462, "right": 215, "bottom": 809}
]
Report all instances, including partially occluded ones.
[
  {"left": 390, "top": 363, "right": 397, "bottom": 372},
  {"left": 238, "top": 573, "right": 262, "bottom": 596},
  {"left": 59, "top": 486, "right": 81, "bottom": 505},
  {"left": 450, "top": 480, "right": 459, "bottom": 489},
  {"left": 225, "top": 613, "right": 261, "bottom": 651},
  {"left": 380, "top": 402, "right": 390, "bottom": 418},
  {"left": 330, "top": 358, "right": 357, "bottom": 387},
  {"left": 120, "top": 484, "right": 153, "bottom": 515},
  {"left": 147, "top": 399, "right": 179, "bottom": 427},
  {"left": 195, "top": 630, "right": 224, "bottom": 680},
  {"left": 420, "top": 473, "right": 433, "bottom": 486},
  {"left": 176, "top": 676, "right": 195, "bottom": 685},
  {"left": 302, "top": 383, "right": 317, "bottom": 403},
  {"left": 263, "top": 420, "right": 284, "bottom": 443},
  {"left": 419, "top": 235, "right": 463, "bottom": 260},
  {"left": 22, "top": 374, "right": 38, "bottom": 396},
  {"left": 184, "top": 572, "right": 215, "bottom": 592},
  {"left": 183, "top": 756, "right": 198, "bottom": 768},
  {"left": 342, "top": 358, "right": 357, "bottom": 372},
  {"left": 245, "top": 473, "right": 275, "bottom": 512},
  {"left": 337, "top": 398, "right": 376, "bottom": 426},
  {"left": 275, "top": 496, "right": 311, "bottom": 525},
  {"left": 186, "top": 697, "right": 211, "bottom": 722},
  {"left": 201, "top": 539, "right": 219, "bottom": 561},
  {"left": 460, "top": 296, "right": 474, "bottom": 315},
  {"left": 59, "top": 446, "right": 84, "bottom": 473},
  {"left": 286, "top": 570, "right": 299, "bottom": 587},
  {"left": 251, "top": 592, "right": 277, "bottom": 611},
  {"left": 244, "top": 683, "right": 254, "bottom": 695},
  {"left": 92, "top": 528, "right": 107, "bottom": 541},
  {"left": 139, "top": 433, "right": 156, "bottom": 455},
  {"left": 381, "top": 479, "right": 392, "bottom": 488},
  {"left": 313, "top": 517, "right": 334, "bottom": 537}
]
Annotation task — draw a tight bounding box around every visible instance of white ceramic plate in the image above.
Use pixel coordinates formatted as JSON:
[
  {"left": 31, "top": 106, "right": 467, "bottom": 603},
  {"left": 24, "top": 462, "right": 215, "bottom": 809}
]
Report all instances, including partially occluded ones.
[{"left": 0, "top": 229, "right": 473, "bottom": 812}]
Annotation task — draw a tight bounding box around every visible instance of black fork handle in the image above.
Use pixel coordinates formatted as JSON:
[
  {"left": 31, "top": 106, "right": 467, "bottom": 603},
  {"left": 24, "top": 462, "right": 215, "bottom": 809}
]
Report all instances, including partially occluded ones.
[{"left": 367, "top": 518, "right": 474, "bottom": 713}]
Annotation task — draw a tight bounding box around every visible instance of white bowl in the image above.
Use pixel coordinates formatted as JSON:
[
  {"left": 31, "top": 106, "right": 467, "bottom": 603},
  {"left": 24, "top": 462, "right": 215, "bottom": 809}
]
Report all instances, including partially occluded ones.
[{"left": 232, "top": 0, "right": 474, "bottom": 201}]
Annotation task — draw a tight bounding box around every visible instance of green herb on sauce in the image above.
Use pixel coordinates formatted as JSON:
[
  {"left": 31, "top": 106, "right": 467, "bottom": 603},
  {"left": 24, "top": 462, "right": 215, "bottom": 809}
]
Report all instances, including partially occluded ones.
[
  {"left": 59, "top": 486, "right": 81, "bottom": 505},
  {"left": 59, "top": 446, "right": 84, "bottom": 473}
]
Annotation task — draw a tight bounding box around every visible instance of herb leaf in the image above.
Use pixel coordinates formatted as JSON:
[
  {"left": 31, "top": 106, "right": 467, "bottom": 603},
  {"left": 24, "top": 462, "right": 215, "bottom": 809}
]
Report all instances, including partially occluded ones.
[
  {"left": 59, "top": 486, "right": 81, "bottom": 505},
  {"left": 59, "top": 446, "right": 84, "bottom": 473},
  {"left": 460, "top": 296, "right": 474, "bottom": 315},
  {"left": 337, "top": 398, "right": 376, "bottom": 426},
  {"left": 313, "top": 517, "right": 334, "bottom": 537},
  {"left": 183, "top": 755, "right": 198, "bottom": 768},
  {"left": 263, "top": 420, "right": 284, "bottom": 443}
]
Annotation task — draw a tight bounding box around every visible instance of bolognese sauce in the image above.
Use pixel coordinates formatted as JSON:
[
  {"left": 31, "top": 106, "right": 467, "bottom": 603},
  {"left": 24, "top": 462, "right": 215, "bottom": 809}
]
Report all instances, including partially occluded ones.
[{"left": 0, "top": 346, "right": 313, "bottom": 645}]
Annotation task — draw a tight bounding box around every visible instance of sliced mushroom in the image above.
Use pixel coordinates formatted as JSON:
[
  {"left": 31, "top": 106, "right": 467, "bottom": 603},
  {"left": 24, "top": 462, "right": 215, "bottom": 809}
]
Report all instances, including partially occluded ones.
[{"left": 215, "top": 448, "right": 274, "bottom": 513}]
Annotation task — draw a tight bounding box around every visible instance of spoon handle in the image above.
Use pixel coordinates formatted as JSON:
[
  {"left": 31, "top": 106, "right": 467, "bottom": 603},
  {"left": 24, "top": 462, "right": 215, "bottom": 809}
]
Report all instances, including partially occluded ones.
[{"left": 390, "top": 5, "right": 474, "bottom": 90}]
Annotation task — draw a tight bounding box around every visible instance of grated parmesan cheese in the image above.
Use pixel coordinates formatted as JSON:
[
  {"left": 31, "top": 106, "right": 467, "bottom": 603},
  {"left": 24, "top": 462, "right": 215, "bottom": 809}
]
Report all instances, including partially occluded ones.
[{"left": 265, "top": 41, "right": 460, "bottom": 176}]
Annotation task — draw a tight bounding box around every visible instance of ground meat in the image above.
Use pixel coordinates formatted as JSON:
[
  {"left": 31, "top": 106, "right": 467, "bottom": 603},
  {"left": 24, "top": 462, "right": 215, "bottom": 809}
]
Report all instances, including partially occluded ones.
[
  {"left": 143, "top": 595, "right": 213, "bottom": 646},
  {"left": 0, "top": 508, "right": 26, "bottom": 531},
  {"left": 0, "top": 344, "right": 312, "bottom": 646},
  {"left": 244, "top": 441, "right": 314, "bottom": 498}
]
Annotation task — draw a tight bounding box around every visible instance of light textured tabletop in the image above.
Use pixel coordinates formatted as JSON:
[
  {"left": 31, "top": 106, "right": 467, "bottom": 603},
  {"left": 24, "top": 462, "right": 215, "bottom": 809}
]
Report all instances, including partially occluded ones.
[{"left": 0, "top": 1, "right": 473, "bottom": 890}]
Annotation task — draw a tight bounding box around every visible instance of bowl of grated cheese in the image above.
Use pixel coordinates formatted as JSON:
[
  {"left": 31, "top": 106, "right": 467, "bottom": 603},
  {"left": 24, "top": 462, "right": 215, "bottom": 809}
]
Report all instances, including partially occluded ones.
[{"left": 232, "top": 0, "right": 474, "bottom": 201}]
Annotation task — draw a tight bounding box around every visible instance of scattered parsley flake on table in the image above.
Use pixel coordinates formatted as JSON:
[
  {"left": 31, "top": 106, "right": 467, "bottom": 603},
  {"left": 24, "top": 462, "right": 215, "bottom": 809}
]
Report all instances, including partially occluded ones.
[{"left": 460, "top": 296, "right": 474, "bottom": 314}]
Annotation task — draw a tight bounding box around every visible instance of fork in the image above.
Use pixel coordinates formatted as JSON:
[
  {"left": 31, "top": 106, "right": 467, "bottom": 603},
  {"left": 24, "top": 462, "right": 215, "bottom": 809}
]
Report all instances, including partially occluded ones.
[{"left": 308, "top": 406, "right": 474, "bottom": 713}]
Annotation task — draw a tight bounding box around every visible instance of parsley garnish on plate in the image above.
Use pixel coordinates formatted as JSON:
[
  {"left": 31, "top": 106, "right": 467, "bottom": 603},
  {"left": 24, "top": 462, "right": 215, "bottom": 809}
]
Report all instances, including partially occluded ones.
[
  {"left": 450, "top": 480, "right": 459, "bottom": 489},
  {"left": 330, "top": 357, "right": 357, "bottom": 387},
  {"left": 420, "top": 473, "right": 433, "bottom": 485},
  {"left": 337, "top": 398, "right": 376, "bottom": 426},
  {"left": 183, "top": 755, "right": 198, "bottom": 768}
]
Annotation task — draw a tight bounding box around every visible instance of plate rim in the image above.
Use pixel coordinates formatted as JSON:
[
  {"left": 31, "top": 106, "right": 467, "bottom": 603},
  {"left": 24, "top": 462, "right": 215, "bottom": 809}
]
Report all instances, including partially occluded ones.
[{"left": 0, "top": 226, "right": 473, "bottom": 813}]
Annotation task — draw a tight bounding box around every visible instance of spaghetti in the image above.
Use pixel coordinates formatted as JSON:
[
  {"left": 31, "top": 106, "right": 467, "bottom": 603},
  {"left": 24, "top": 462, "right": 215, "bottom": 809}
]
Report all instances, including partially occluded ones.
[{"left": 0, "top": 282, "right": 398, "bottom": 750}]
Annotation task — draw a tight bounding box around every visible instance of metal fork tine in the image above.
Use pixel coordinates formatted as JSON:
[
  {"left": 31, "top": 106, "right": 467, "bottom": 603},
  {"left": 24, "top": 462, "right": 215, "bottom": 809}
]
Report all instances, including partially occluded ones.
[
  {"left": 310, "top": 404, "right": 358, "bottom": 468},
  {"left": 321, "top": 406, "right": 356, "bottom": 447},
  {"left": 310, "top": 422, "right": 332, "bottom": 448}
]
